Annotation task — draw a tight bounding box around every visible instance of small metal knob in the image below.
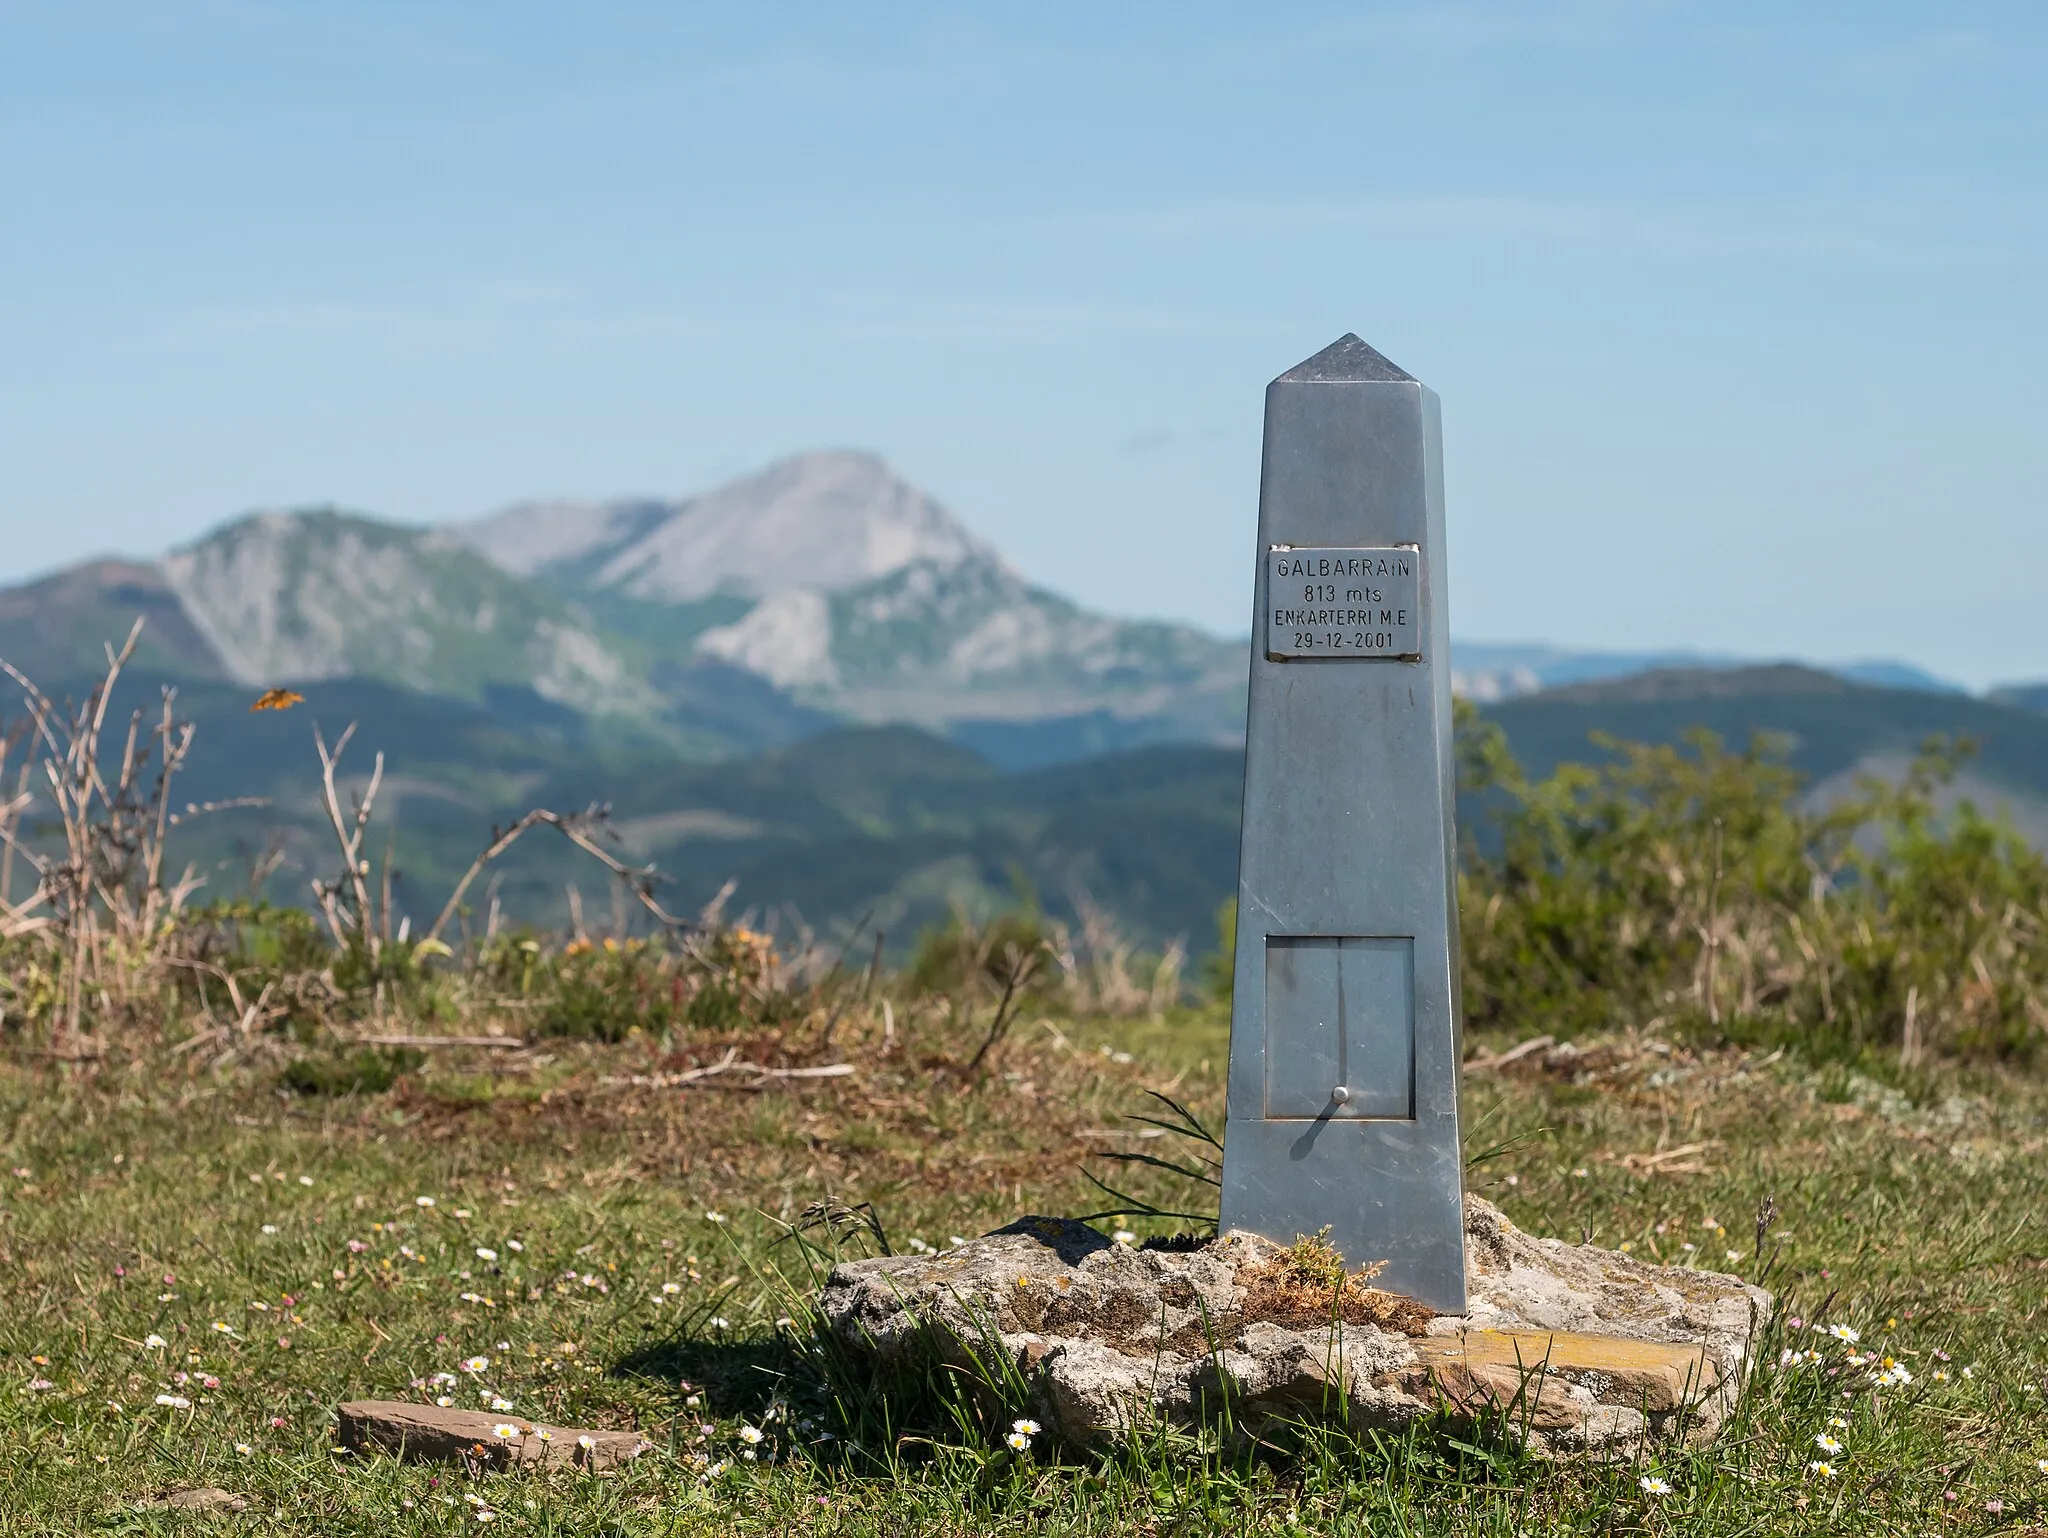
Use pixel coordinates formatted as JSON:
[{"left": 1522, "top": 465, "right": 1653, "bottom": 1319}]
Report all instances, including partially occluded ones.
[{"left": 1331, "top": 1085, "right": 1352, "bottom": 1105}]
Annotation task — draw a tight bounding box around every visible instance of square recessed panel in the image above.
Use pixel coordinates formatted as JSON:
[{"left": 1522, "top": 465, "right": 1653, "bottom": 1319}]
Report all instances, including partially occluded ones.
[{"left": 1264, "top": 936, "right": 1415, "bottom": 1119}]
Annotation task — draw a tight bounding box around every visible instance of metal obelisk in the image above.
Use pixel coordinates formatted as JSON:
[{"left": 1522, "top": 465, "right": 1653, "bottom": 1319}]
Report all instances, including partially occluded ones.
[{"left": 1217, "top": 334, "right": 1467, "bottom": 1313}]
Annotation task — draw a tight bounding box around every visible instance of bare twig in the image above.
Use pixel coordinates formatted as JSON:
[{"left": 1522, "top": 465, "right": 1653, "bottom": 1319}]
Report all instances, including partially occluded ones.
[
  {"left": 963, "top": 941, "right": 1048, "bottom": 1078},
  {"left": 310, "top": 722, "right": 383, "bottom": 959},
  {"left": 600, "top": 1047, "right": 856, "bottom": 1090},
  {"left": 348, "top": 1033, "right": 527, "bottom": 1051},
  {"left": 1464, "top": 1034, "right": 1556, "bottom": 1074},
  {"left": 423, "top": 805, "right": 693, "bottom": 943},
  {"left": 1, "top": 619, "right": 206, "bottom": 1043}
]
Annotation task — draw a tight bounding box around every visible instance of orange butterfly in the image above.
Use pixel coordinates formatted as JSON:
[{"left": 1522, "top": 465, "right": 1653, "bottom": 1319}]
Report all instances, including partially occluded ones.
[{"left": 249, "top": 688, "right": 305, "bottom": 713}]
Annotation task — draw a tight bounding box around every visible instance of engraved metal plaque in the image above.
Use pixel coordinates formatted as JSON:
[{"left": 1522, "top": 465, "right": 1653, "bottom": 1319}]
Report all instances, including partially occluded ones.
[
  {"left": 1264, "top": 936, "right": 1415, "bottom": 1120},
  {"left": 1264, "top": 546, "right": 1420, "bottom": 661}
]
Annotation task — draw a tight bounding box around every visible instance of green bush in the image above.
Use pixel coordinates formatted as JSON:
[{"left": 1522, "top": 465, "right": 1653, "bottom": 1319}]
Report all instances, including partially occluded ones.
[
  {"left": 1455, "top": 701, "right": 2048, "bottom": 1062},
  {"left": 905, "top": 898, "right": 1053, "bottom": 1002}
]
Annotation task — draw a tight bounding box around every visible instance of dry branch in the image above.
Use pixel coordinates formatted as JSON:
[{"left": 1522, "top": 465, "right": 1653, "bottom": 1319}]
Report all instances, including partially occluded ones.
[
  {"left": 425, "top": 806, "right": 692, "bottom": 943},
  {"left": 311, "top": 723, "right": 384, "bottom": 956},
  {"left": 601, "top": 1047, "right": 856, "bottom": 1089},
  {"left": 0, "top": 619, "right": 219, "bottom": 1043},
  {"left": 348, "top": 1033, "right": 528, "bottom": 1051}
]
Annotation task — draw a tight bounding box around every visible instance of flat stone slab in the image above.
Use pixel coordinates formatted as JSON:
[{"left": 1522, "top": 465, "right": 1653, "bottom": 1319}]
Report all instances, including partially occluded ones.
[
  {"left": 141, "top": 1487, "right": 248, "bottom": 1512},
  {"left": 1413, "top": 1328, "right": 1720, "bottom": 1436},
  {"left": 337, "top": 1400, "right": 650, "bottom": 1471},
  {"left": 818, "top": 1196, "right": 1768, "bottom": 1457}
]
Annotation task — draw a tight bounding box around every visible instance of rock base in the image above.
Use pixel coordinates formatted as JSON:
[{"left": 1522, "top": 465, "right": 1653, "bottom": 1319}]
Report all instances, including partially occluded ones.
[{"left": 818, "top": 1196, "right": 1769, "bottom": 1456}]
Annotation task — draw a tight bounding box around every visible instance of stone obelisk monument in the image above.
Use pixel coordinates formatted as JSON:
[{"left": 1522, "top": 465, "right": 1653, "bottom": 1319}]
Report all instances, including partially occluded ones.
[{"left": 1217, "top": 334, "right": 1467, "bottom": 1313}]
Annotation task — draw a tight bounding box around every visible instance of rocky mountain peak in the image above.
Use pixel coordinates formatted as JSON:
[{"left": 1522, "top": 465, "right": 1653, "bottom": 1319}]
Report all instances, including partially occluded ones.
[{"left": 457, "top": 449, "right": 1002, "bottom": 603}]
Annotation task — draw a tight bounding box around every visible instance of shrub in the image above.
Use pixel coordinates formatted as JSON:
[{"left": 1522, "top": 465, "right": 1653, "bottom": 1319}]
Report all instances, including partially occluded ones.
[
  {"left": 905, "top": 899, "right": 1053, "bottom": 1003},
  {"left": 483, "top": 928, "right": 785, "bottom": 1043},
  {"left": 1455, "top": 702, "right": 2048, "bottom": 1062}
]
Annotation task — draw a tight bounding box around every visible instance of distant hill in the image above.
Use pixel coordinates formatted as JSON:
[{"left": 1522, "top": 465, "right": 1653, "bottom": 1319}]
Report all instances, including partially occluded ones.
[
  {"left": 5, "top": 660, "right": 2042, "bottom": 958},
  {"left": 1484, "top": 665, "right": 2048, "bottom": 847},
  {"left": 1989, "top": 681, "right": 2048, "bottom": 715},
  {"left": 0, "top": 559, "right": 229, "bottom": 682},
  {"left": 1450, "top": 641, "right": 1964, "bottom": 703},
  {"left": 14, "top": 670, "right": 1243, "bottom": 956}
]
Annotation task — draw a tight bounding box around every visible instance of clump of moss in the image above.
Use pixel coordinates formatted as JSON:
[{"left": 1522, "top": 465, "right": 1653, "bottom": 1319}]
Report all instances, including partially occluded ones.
[{"left": 1237, "top": 1227, "right": 1435, "bottom": 1335}]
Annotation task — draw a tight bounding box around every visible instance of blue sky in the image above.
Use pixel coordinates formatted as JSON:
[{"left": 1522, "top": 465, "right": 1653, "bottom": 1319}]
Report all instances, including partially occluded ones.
[{"left": 2, "top": 2, "right": 2043, "bottom": 686}]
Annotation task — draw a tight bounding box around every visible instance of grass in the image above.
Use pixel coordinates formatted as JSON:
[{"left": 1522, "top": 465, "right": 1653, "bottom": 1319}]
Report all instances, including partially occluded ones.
[{"left": 0, "top": 1007, "right": 2045, "bottom": 1535}]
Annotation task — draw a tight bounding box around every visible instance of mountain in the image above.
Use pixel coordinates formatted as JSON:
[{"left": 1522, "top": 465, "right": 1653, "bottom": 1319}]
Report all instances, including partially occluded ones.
[
  {"left": 155, "top": 509, "right": 658, "bottom": 716},
  {"left": 462, "top": 451, "right": 992, "bottom": 600},
  {"left": 1, "top": 457, "right": 1243, "bottom": 765},
  {"left": 0, "top": 452, "right": 1997, "bottom": 783},
  {"left": 458, "top": 450, "right": 1247, "bottom": 741}
]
